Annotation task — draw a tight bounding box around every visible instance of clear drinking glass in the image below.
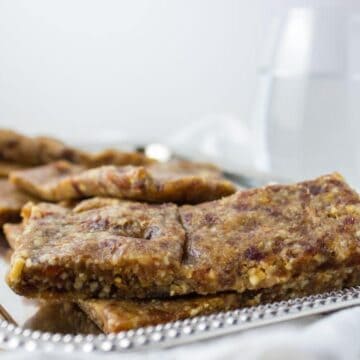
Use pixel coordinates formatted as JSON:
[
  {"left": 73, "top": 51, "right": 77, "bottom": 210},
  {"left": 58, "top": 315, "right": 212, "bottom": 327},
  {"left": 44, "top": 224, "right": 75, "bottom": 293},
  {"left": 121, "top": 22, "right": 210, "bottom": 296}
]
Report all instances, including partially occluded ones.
[{"left": 252, "top": 8, "right": 360, "bottom": 187}]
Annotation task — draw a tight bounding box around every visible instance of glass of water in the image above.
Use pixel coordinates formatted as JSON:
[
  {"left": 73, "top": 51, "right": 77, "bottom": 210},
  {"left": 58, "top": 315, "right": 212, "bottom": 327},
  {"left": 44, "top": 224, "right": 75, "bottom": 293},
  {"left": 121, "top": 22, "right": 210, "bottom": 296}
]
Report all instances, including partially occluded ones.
[{"left": 252, "top": 8, "right": 360, "bottom": 187}]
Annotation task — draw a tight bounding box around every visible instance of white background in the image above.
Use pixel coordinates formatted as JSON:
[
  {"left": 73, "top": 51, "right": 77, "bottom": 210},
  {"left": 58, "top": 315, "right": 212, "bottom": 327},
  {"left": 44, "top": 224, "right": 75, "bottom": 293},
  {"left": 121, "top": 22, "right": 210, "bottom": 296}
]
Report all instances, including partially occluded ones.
[{"left": 1, "top": 0, "right": 359, "bottom": 144}]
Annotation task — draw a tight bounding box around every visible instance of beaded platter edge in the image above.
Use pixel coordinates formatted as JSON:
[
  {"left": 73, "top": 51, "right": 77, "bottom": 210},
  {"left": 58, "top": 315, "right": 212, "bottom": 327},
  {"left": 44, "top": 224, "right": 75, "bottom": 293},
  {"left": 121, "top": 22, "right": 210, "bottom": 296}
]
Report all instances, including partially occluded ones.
[{"left": 1, "top": 286, "right": 360, "bottom": 353}]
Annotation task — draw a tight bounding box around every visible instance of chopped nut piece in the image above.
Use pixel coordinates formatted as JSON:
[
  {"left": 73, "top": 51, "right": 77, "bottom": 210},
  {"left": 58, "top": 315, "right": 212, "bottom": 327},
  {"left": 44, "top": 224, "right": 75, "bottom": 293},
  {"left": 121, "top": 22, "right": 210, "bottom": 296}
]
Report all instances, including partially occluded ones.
[
  {"left": 248, "top": 268, "right": 266, "bottom": 286},
  {"left": 8, "top": 257, "right": 25, "bottom": 283}
]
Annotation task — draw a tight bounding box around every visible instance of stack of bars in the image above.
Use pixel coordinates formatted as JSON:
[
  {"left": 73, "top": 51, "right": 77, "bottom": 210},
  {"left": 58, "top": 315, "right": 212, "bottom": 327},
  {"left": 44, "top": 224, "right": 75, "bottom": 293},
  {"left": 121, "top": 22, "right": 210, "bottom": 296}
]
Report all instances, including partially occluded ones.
[{"left": 2, "top": 129, "right": 360, "bottom": 333}]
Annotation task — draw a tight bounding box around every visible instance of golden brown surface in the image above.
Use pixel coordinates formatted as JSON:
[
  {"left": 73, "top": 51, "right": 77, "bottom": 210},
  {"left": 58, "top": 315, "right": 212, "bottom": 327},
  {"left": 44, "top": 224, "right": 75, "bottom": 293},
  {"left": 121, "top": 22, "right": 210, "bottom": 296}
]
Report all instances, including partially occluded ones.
[
  {"left": 10, "top": 160, "right": 236, "bottom": 204},
  {"left": 0, "top": 129, "right": 88, "bottom": 165},
  {"left": 0, "top": 179, "right": 35, "bottom": 227},
  {"left": 7, "top": 173, "right": 360, "bottom": 300}
]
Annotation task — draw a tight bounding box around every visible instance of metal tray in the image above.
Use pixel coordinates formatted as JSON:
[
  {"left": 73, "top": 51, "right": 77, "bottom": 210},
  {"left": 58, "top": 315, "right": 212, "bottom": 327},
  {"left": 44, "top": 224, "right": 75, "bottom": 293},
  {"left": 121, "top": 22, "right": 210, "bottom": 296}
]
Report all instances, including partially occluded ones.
[
  {"left": 1, "top": 266, "right": 360, "bottom": 354},
  {"left": 1, "top": 147, "right": 359, "bottom": 353}
]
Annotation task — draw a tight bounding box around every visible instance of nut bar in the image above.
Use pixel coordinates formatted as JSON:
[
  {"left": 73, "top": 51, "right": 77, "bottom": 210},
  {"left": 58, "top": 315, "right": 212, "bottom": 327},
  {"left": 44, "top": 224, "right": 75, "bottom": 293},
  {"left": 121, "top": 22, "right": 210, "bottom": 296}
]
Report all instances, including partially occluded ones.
[
  {"left": 0, "top": 179, "right": 34, "bottom": 227},
  {"left": 10, "top": 160, "right": 236, "bottom": 204},
  {"left": 7, "top": 199, "right": 186, "bottom": 299},
  {"left": 6, "top": 219, "right": 245, "bottom": 331},
  {"left": 0, "top": 129, "right": 88, "bottom": 165},
  {"left": 79, "top": 265, "right": 360, "bottom": 332},
  {"left": 177, "top": 172, "right": 360, "bottom": 295},
  {"left": 7, "top": 173, "right": 360, "bottom": 300},
  {"left": 0, "top": 129, "right": 153, "bottom": 167},
  {"left": 10, "top": 161, "right": 86, "bottom": 200},
  {"left": 78, "top": 294, "right": 246, "bottom": 332},
  {"left": 8, "top": 223, "right": 360, "bottom": 334},
  {"left": 8, "top": 218, "right": 358, "bottom": 332}
]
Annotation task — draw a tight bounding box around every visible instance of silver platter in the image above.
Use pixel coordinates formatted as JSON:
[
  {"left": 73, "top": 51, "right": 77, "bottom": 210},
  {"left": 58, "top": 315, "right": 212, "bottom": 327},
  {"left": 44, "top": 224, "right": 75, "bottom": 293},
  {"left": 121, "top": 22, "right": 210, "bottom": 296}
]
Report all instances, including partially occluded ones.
[
  {"left": 1, "top": 285, "right": 360, "bottom": 353},
  {"left": 0, "top": 144, "right": 358, "bottom": 352}
]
